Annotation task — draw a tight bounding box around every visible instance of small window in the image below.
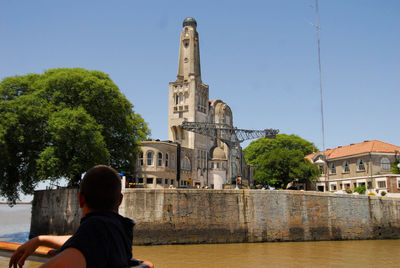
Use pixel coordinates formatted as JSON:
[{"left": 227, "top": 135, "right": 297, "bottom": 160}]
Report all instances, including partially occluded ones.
[
  {"left": 216, "top": 162, "right": 220, "bottom": 169},
  {"left": 179, "top": 112, "right": 183, "bottom": 118},
  {"left": 157, "top": 152, "right": 163, "bottom": 167},
  {"left": 179, "top": 94, "right": 184, "bottom": 104},
  {"left": 357, "top": 159, "right": 365, "bottom": 171},
  {"left": 175, "top": 94, "right": 179, "bottom": 105},
  {"left": 329, "top": 163, "right": 336, "bottom": 174},
  {"left": 165, "top": 153, "right": 169, "bottom": 167},
  {"left": 165, "top": 179, "right": 168, "bottom": 185},
  {"left": 319, "top": 165, "right": 324, "bottom": 175},
  {"left": 146, "top": 178, "right": 154, "bottom": 184},
  {"left": 211, "top": 162, "right": 214, "bottom": 169},
  {"left": 330, "top": 184, "right": 337, "bottom": 191},
  {"left": 381, "top": 158, "right": 390, "bottom": 171},
  {"left": 171, "top": 179, "right": 174, "bottom": 185},
  {"left": 139, "top": 152, "right": 144, "bottom": 166},
  {"left": 377, "top": 181, "right": 386, "bottom": 188},
  {"left": 147, "top": 151, "right": 154, "bottom": 166},
  {"left": 343, "top": 161, "right": 350, "bottom": 173},
  {"left": 138, "top": 178, "right": 143, "bottom": 183},
  {"left": 172, "top": 154, "right": 176, "bottom": 168},
  {"left": 156, "top": 178, "right": 162, "bottom": 184}
]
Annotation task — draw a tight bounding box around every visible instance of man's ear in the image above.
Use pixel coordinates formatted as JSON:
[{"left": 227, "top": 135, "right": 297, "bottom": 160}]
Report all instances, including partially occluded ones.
[
  {"left": 78, "top": 192, "right": 85, "bottom": 208},
  {"left": 118, "top": 193, "right": 123, "bottom": 206}
]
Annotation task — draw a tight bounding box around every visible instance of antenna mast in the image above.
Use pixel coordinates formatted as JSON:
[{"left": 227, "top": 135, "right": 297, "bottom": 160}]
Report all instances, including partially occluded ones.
[{"left": 315, "top": 0, "right": 326, "bottom": 151}]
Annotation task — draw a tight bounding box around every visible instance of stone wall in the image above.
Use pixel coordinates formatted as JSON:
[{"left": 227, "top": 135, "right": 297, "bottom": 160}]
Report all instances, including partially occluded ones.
[
  {"left": 30, "top": 189, "right": 400, "bottom": 244},
  {"left": 30, "top": 189, "right": 81, "bottom": 239}
]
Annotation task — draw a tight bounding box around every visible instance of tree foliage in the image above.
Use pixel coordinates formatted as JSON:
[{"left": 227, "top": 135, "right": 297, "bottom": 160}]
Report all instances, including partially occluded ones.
[
  {"left": 244, "top": 134, "right": 319, "bottom": 189},
  {"left": 391, "top": 159, "right": 400, "bottom": 174},
  {"left": 0, "top": 68, "right": 149, "bottom": 203}
]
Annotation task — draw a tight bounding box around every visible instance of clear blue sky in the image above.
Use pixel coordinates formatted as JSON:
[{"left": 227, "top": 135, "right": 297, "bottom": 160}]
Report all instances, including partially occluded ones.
[{"left": 1, "top": 0, "right": 399, "bottom": 151}]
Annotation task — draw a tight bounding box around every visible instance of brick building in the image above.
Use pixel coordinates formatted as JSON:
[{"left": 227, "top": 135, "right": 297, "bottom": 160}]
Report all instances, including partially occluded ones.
[{"left": 306, "top": 140, "right": 400, "bottom": 194}]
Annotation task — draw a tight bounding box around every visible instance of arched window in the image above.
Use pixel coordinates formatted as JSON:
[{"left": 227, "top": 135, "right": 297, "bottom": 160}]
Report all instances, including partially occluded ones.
[
  {"left": 182, "top": 157, "right": 191, "bottom": 170},
  {"left": 343, "top": 161, "right": 350, "bottom": 173},
  {"left": 381, "top": 157, "right": 390, "bottom": 171},
  {"left": 329, "top": 163, "right": 336, "bottom": 174},
  {"left": 165, "top": 153, "right": 169, "bottom": 167},
  {"left": 157, "top": 152, "right": 163, "bottom": 167},
  {"left": 185, "top": 27, "right": 189, "bottom": 36},
  {"left": 147, "top": 151, "right": 154, "bottom": 166},
  {"left": 357, "top": 159, "right": 365, "bottom": 171},
  {"left": 139, "top": 151, "right": 144, "bottom": 166}
]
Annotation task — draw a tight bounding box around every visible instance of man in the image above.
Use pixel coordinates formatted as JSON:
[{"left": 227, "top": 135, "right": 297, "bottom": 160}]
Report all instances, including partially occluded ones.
[{"left": 9, "top": 165, "right": 152, "bottom": 268}]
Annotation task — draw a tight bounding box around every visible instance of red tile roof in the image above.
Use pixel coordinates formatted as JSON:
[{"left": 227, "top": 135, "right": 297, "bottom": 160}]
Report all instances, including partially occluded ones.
[{"left": 306, "top": 140, "right": 400, "bottom": 161}]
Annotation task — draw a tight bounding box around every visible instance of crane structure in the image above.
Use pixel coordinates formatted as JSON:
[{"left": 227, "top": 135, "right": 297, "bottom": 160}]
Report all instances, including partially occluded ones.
[
  {"left": 181, "top": 121, "right": 279, "bottom": 148},
  {"left": 181, "top": 121, "right": 279, "bottom": 183}
]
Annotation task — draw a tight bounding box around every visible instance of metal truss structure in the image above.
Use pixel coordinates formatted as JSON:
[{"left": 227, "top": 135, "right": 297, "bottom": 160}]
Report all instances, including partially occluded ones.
[{"left": 181, "top": 121, "right": 279, "bottom": 147}]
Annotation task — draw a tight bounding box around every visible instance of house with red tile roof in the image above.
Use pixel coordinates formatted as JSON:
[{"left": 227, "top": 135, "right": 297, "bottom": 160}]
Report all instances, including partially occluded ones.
[{"left": 306, "top": 140, "right": 400, "bottom": 195}]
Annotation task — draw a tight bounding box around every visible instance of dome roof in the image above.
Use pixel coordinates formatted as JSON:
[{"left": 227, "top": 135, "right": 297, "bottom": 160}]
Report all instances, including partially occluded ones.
[
  {"left": 212, "top": 147, "right": 226, "bottom": 160},
  {"left": 183, "top": 17, "right": 197, "bottom": 27}
]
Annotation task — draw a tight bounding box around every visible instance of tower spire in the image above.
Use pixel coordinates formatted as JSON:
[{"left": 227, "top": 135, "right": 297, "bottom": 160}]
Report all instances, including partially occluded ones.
[{"left": 177, "top": 17, "right": 201, "bottom": 82}]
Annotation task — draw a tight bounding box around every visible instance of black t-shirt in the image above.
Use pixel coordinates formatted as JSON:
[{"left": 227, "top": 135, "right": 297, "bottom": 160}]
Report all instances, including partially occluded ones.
[{"left": 59, "top": 211, "right": 135, "bottom": 268}]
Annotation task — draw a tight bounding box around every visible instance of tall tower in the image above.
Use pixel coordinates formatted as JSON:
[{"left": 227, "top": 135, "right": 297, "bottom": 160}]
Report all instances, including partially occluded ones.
[{"left": 168, "top": 18, "right": 210, "bottom": 151}]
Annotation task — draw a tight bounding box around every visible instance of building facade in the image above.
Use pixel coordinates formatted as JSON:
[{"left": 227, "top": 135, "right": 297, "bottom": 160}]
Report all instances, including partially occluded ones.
[
  {"left": 306, "top": 140, "right": 400, "bottom": 195},
  {"left": 131, "top": 18, "right": 253, "bottom": 189}
]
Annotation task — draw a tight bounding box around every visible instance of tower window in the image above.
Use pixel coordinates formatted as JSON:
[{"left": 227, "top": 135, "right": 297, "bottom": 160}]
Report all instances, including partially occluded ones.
[
  {"left": 184, "top": 41, "right": 189, "bottom": 48},
  {"left": 185, "top": 28, "right": 189, "bottom": 36},
  {"left": 175, "top": 94, "right": 179, "bottom": 105}
]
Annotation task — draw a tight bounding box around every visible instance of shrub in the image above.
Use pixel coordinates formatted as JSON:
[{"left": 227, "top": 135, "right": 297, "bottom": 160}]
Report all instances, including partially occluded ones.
[
  {"left": 354, "top": 185, "right": 366, "bottom": 194},
  {"left": 345, "top": 188, "right": 352, "bottom": 194},
  {"left": 381, "top": 191, "right": 387, "bottom": 196}
]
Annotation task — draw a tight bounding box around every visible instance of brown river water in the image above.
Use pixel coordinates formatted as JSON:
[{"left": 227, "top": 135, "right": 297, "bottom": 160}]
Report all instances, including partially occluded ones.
[
  {"left": 1, "top": 204, "right": 400, "bottom": 267},
  {"left": 2, "top": 239, "right": 400, "bottom": 267}
]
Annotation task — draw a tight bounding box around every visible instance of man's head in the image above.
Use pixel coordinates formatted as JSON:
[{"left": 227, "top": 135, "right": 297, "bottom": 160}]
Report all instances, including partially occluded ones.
[{"left": 79, "top": 165, "right": 122, "bottom": 212}]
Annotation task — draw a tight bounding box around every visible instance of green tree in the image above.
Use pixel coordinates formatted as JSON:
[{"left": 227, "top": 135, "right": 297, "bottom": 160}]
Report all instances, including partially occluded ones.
[
  {"left": 391, "top": 159, "right": 400, "bottom": 174},
  {"left": 0, "top": 68, "right": 149, "bottom": 203},
  {"left": 244, "top": 134, "right": 319, "bottom": 188}
]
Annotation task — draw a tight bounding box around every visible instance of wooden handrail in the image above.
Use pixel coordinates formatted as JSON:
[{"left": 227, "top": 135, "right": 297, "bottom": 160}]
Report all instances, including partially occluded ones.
[
  {"left": 0, "top": 241, "right": 53, "bottom": 257},
  {"left": 0, "top": 241, "right": 52, "bottom": 263}
]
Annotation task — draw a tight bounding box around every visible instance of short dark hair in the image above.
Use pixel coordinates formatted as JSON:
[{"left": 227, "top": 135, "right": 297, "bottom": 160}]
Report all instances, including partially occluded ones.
[{"left": 79, "top": 165, "right": 122, "bottom": 211}]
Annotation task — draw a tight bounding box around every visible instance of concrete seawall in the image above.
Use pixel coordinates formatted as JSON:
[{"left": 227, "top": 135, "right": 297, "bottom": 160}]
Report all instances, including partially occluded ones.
[{"left": 30, "top": 189, "right": 400, "bottom": 244}]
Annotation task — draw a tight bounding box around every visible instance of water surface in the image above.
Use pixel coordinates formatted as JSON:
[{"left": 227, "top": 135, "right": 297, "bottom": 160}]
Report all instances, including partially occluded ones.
[{"left": 2, "top": 240, "right": 399, "bottom": 267}]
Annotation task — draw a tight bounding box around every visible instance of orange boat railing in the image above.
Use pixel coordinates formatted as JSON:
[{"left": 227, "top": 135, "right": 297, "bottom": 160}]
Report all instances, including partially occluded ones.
[{"left": 0, "top": 241, "right": 52, "bottom": 263}]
